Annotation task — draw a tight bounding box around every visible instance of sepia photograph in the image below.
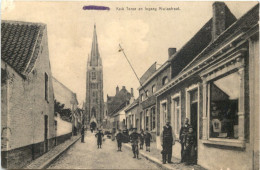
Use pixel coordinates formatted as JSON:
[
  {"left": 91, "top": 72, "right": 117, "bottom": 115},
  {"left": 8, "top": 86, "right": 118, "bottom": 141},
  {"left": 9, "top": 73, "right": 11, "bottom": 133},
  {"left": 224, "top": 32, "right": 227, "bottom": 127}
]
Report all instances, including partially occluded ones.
[{"left": 1, "top": 1, "right": 259, "bottom": 169}]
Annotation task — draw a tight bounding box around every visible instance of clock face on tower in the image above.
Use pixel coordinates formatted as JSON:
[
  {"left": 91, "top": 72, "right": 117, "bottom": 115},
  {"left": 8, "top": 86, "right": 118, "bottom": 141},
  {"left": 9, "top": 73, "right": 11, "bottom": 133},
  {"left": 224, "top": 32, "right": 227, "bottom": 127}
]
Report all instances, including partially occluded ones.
[{"left": 86, "top": 25, "right": 104, "bottom": 129}]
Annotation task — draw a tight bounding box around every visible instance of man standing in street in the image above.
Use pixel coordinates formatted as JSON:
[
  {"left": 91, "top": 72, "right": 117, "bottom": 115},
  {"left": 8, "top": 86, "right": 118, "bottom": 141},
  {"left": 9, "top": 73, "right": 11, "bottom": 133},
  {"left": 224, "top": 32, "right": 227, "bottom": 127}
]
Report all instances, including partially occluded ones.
[
  {"left": 95, "top": 129, "right": 104, "bottom": 149},
  {"left": 160, "top": 120, "right": 175, "bottom": 164},
  {"left": 129, "top": 128, "right": 140, "bottom": 159},
  {"left": 81, "top": 127, "right": 85, "bottom": 143},
  {"left": 179, "top": 118, "right": 190, "bottom": 163}
]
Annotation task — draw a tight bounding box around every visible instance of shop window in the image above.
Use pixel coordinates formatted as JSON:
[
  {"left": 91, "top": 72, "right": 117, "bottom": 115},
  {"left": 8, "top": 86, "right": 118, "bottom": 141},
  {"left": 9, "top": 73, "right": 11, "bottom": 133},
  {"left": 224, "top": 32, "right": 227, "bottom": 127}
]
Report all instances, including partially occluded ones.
[{"left": 209, "top": 72, "right": 239, "bottom": 139}]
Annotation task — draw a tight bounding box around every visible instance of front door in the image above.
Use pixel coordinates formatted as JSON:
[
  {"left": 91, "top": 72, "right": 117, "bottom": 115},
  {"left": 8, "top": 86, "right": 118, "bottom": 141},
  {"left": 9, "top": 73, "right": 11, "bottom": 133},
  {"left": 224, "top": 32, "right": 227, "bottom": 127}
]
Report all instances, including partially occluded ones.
[
  {"left": 189, "top": 89, "right": 198, "bottom": 164},
  {"left": 44, "top": 115, "right": 48, "bottom": 153}
]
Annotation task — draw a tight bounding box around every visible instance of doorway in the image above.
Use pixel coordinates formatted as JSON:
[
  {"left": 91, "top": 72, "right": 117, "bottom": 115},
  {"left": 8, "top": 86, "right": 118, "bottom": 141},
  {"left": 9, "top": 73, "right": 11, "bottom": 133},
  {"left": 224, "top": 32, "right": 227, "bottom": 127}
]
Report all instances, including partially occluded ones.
[
  {"left": 90, "top": 122, "right": 97, "bottom": 130},
  {"left": 188, "top": 88, "right": 198, "bottom": 164}
]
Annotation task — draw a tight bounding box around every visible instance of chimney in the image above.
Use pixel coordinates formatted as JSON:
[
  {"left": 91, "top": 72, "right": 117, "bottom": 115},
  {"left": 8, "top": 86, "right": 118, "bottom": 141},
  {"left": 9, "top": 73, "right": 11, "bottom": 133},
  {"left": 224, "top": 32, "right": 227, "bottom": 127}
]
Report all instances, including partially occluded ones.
[
  {"left": 212, "top": 2, "right": 236, "bottom": 41},
  {"left": 116, "top": 86, "right": 119, "bottom": 94},
  {"left": 168, "top": 48, "right": 177, "bottom": 58},
  {"left": 131, "top": 88, "right": 134, "bottom": 97}
]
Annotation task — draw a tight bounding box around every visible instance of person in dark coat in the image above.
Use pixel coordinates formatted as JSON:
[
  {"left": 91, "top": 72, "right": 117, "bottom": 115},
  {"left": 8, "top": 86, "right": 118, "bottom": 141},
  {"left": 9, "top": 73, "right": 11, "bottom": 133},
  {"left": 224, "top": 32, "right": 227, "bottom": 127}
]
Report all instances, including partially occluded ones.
[
  {"left": 184, "top": 126, "right": 197, "bottom": 165},
  {"left": 160, "top": 120, "right": 175, "bottom": 164},
  {"left": 116, "top": 129, "right": 123, "bottom": 151},
  {"left": 139, "top": 129, "right": 145, "bottom": 150},
  {"left": 129, "top": 128, "right": 140, "bottom": 159},
  {"left": 179, "top": 118, "right": 190, "bottom": 163},
  {"left": 95, "top": 130, "right": 104, "bottom": 149},
  {"left": 144, "top": 129, "right": 152, "bottom": 152},
  {"left": 81, "top": 127, "right": 85, "bottom": 143}
]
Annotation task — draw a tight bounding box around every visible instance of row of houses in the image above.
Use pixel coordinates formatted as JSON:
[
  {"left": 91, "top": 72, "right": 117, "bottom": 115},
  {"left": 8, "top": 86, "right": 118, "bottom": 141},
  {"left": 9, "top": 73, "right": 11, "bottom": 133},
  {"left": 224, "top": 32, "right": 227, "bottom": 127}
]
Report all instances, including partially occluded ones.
[
  {"left": 104, "top": 2, "right": 259, "bottom": 169},
  {"left": 1, "top": 20, "right": 83, "bottom": 169}
]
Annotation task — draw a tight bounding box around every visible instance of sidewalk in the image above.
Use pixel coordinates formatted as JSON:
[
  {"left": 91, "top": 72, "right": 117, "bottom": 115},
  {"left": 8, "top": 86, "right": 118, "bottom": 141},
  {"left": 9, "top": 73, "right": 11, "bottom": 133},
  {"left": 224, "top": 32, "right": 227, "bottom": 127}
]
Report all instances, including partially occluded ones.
[
  {"left": 123, "top": 142, "right": 206, "bottom": 170},
  {"left": 25, "top": 135, "right": 81, "bottom": 169}
]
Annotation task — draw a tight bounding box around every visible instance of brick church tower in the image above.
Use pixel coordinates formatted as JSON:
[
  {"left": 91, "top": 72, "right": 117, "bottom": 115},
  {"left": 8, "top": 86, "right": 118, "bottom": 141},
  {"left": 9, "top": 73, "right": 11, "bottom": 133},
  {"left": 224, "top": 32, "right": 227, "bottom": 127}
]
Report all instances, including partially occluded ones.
[{"left": 86, "top": 25, "right": 104, "bottom": 130}]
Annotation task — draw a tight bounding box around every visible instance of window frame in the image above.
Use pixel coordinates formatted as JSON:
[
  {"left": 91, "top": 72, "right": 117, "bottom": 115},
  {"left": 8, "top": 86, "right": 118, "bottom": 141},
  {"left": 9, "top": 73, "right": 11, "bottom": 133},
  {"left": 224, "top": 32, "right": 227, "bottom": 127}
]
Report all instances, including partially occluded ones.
[
  {"left": 200, "top": 53, "right": 245, "bottom": 148},
  {"left": 45, "top": 73, "right": 49, "bottom": 102},
  {"left": 171, "top": 92, "right": 181, "bottom": 138},
  {"left": 162, "top": 76, "right": 168, "bottom": 85},
  {"left": 160, "top": 99, "right": 167, "bottom": 133}
]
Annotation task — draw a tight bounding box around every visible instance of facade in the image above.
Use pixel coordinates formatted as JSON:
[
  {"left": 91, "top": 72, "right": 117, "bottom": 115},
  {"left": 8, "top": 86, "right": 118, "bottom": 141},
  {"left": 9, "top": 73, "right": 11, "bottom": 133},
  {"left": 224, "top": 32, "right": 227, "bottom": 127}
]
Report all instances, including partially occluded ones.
[
  {"left": 106, "top": 86, "right": 133, "bottom": 130},
  {"left": 125, "top": 99, "right": 139, "bottom": 130},
  {"left": 1, "top": 21, "right": 56, "bottom": 168},
  {"left": 52, "top": 77, "right": 80, "bottom": 135},
  {"left": 85, "top": 25, "right": 104, "bottom": 130},
  {"left": 138, "top": 54, "right": 173, "bottom": 140},
  {"left": 154, "top": 3, "right": 259, "bottom": 170}
]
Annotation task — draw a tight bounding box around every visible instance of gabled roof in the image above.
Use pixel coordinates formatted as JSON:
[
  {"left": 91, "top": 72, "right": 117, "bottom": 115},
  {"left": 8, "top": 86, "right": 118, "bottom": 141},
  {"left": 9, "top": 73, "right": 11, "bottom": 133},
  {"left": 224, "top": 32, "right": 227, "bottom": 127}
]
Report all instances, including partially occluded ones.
[
  {"left": 1, "top": 20, "right": 45, "bottom": 77},
  {"left": 181, "top": 3, "right": 259, "bottom": 73}
]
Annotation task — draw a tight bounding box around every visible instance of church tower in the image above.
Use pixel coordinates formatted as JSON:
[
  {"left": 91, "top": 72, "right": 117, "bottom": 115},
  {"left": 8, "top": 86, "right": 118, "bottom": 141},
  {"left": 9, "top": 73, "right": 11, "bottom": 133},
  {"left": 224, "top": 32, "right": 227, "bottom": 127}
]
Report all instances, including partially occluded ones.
[{"left": 86, "top": 25, "right": 104, "bottom": 129}]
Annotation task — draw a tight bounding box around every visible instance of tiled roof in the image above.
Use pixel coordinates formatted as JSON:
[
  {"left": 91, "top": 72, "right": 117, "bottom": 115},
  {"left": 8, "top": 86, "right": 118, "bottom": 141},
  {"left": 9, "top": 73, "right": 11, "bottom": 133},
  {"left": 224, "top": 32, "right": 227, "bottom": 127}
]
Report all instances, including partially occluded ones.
[{"left": 1, "top": 20, "right": 45, "bottom": 77}]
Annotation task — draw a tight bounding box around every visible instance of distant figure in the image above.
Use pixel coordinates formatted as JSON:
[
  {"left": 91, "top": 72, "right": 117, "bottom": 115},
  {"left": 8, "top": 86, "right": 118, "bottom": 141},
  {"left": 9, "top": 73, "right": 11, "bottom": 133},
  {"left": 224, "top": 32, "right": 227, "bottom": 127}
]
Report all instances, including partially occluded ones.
[
  {"left": 95, "top": 130, "right": 104, "bottom": 149},
  {"left": 144, "top": 129, "right": 152, "bottom": 152},
  {"left": 91, "top": 127, "right": 93, "bottom": 133},
  {"left": 183, "top": 126, "right": 197, "bottom": 165},
  {"left": 160, "top": 120, "right": 175, "bottom": 164},
  {"left": 139, "top": 129, "right": 145, "bottom": 150},
  {"left": 116, "top": 129, "right": 123, "bottom": 151},
  {"left": 179, "top": 118, "right": 190, "bottom": 163},
  {"left": 81, "top": 127, "right": 85, "bottom": 143}
]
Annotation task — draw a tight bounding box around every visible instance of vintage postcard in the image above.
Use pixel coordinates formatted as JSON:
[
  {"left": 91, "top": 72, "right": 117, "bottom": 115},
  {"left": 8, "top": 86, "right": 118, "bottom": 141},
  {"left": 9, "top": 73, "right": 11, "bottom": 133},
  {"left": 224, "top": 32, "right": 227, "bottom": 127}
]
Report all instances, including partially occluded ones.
[{"left": 1, "top": 1, "right": 259, "bottom": 169}]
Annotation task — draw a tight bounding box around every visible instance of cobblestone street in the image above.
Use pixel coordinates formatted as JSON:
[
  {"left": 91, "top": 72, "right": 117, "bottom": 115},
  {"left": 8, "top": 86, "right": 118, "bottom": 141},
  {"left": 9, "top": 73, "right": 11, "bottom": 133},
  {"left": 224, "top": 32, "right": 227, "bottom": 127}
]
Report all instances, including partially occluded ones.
[{"left": 48, "top": 132, "right": 160, "bottom": 169}]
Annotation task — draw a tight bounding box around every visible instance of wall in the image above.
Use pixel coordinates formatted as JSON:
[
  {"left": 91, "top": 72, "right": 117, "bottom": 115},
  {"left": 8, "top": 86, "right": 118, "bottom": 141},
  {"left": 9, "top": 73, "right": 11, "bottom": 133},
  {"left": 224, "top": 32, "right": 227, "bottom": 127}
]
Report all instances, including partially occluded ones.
[
  {"left": 1, "top": 27, "right": 56, "bottom": 169},
  {"left": 55, "top": 113, "right": 72, "bottom": 136}
]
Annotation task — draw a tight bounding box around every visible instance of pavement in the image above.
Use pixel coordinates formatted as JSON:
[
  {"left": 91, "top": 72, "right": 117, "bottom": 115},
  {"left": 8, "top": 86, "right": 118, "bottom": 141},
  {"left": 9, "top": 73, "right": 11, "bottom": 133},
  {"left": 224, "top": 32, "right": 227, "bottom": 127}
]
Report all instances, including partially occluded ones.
[
  {"left": 24, "top": 131, "right": 207, "bottom": 169},
  {"left": 48, "top": 131, "right": 159, "bottom": 169},
  {"left": 124, "top": 142, "right": 206, "bottom": 170},
  {"left": 25, "top": 135, "right": 81, "bottom": 169}
]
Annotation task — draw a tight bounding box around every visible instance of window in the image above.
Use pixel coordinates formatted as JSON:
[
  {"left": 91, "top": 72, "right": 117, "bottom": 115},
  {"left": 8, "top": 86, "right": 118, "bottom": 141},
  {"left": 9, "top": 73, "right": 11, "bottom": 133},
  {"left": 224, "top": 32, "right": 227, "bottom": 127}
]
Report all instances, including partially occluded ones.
[
  {"left": 145, "top": 90, "right": 149, "bottom": 97},
  {"left": 151, "top": 107, "right": 156, "bottom": 130},
  {"left": 92, "top": 72, "right": 96, "bottom": 80},
  {"left": 152, "top": 85, "right": 156, "bottom": 94},
  {"left": 162, "top": 76, "right": 168, "bottom": 85},
  {"left": 140, "top": 94, "right": 144, "bottom": 101},
  {"left": 145, "top": 109, "right": 149, "bottom": 130},
  {"left": 172, "top": 96, "right": 181, "bottom": 136},
  {"left": 45, "top": 73, "right": 49, "bottom": 101},
  {"left": 209, "top": 72, "right": 239, "bottom": 139}
]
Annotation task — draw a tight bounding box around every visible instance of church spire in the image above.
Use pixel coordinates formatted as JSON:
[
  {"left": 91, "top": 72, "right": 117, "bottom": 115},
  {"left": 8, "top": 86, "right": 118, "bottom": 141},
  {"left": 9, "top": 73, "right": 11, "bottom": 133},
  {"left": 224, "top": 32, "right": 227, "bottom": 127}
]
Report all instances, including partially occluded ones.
[{"left": 90, "top": 24, "right": 101, "bottom": 66}]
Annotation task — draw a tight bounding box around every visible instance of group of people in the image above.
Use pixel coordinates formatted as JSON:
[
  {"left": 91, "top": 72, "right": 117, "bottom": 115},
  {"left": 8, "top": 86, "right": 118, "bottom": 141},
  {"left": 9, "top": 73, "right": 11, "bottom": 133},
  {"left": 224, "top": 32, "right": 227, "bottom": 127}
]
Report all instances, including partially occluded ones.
[
  {"left": 81, "top": 118, "right": 196, "bottom": 165},
  {"left": 161, "top": 118, "right": 197, "bottom": 165},
  {"left": 115, "top": 128, "right": 152, "bottom": 158}
]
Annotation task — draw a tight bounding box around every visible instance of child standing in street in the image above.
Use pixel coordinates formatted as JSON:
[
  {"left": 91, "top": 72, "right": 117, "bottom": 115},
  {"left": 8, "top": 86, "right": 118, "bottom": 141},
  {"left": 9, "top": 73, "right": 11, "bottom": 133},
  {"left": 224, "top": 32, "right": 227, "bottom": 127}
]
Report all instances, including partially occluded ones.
[
  {"left": 116, "top": 129, "right": 123, "bottom": 151},
  {"left": 184, "top": 126, "right": 197, "bottom": 165},
  {"left": 139, "top": 129, "right": 145, "bottom": 150},
  {"left": 144, "top": 129, "right": 152, "bottom": 152}
]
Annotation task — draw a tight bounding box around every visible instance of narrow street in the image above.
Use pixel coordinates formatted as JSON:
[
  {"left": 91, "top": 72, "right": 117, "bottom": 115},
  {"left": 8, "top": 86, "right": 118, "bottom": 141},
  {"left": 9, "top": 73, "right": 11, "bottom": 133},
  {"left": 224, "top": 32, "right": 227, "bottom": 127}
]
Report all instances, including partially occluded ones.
[{"left": 48, "top": 132, "right": 160, "bottom": 169}]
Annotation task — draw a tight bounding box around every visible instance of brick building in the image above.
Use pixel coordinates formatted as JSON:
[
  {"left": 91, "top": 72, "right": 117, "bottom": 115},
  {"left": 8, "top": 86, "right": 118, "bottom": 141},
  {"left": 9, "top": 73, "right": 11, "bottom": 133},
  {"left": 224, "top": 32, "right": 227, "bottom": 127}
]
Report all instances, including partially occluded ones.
[
  {"left": 105, "top": 86, "right": 133, "bottom": 130},
  {"left": 154, "top": 3, "right": 259, "bottom": 169},
  {"left": 1, "top": 20, "right": 56, "bottom": 168},
  {"left": 85, "top": 25, "right": 104, "bottom": 130}
]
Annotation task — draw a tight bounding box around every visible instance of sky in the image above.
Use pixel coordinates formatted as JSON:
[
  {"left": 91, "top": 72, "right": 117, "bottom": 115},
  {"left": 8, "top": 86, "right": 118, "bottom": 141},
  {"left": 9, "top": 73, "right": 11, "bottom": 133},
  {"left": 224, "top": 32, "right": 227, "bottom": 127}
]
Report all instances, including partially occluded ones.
[{"left": 1, "top": 1, "right": 258, "bottom": 105}]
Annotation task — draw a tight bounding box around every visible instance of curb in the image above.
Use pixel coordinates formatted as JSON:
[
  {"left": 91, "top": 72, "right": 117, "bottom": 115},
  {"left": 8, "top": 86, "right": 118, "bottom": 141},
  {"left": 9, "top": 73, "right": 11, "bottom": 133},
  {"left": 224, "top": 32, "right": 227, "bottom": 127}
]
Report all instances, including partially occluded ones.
[
  {"left": 124, "top": 143, "right": 172, "bottom": 170},
  {"left": 41, "top": 136, "right": 81, "bottom": 169}
]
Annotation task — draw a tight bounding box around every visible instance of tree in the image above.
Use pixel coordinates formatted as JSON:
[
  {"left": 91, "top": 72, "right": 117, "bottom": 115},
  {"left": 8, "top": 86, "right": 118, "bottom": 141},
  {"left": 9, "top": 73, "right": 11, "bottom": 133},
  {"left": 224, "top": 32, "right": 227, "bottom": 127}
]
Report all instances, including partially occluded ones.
[{"left": 54, "top": 100, "right": 72, "bottom": 122}]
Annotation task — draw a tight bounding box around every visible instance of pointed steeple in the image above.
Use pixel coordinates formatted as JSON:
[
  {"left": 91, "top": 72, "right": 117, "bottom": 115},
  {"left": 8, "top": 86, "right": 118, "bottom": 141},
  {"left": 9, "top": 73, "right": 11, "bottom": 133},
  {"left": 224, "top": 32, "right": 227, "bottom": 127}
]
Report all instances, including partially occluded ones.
[{"left": 90, "top": 24, "right": 101, "bottom": 66}]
